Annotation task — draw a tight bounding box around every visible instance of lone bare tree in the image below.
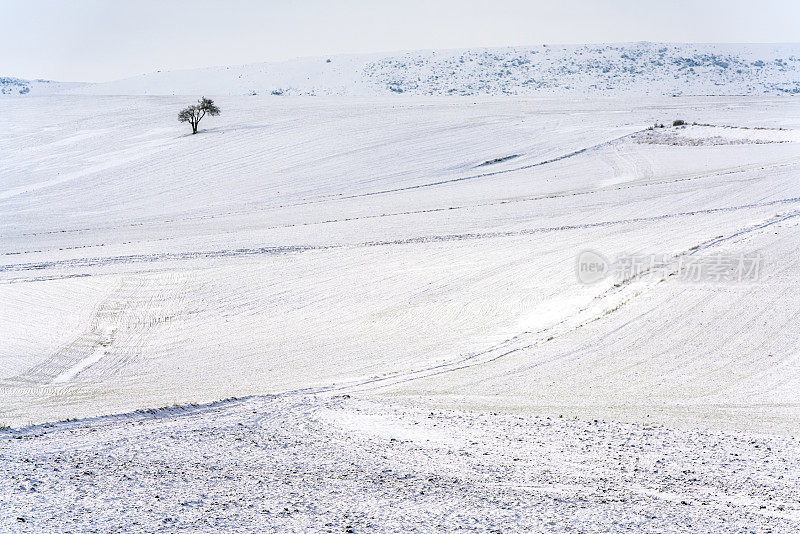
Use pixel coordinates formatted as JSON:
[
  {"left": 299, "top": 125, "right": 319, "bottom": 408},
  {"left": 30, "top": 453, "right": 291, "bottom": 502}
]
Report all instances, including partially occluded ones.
[{"left": 178, "top": 97, "right": 221, "bottom": 134}]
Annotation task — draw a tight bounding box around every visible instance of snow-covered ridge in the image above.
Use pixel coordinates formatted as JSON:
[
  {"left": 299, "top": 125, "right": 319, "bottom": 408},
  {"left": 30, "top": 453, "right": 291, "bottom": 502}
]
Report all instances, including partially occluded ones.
[
  {"left": 363, "top": 42, "right": 800, "bottom": 96},
  {"left": 0, "top": 76, "right": 88, "bottom": 96},
  {"left": 5, "top": 42, "right": 800, "bottom": 97}
]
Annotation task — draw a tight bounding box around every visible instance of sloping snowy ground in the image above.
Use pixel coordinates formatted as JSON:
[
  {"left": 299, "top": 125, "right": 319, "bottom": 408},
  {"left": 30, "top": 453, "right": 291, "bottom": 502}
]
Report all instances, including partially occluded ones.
[
  {"left": 2, "top": 95, "right": 800, "bottom": 433},
  {"left": 2, "top": 394, "right": 799, "bottom": 532},
  {"left": 3, "top": 93, "right": 800, "bottom": 531}
]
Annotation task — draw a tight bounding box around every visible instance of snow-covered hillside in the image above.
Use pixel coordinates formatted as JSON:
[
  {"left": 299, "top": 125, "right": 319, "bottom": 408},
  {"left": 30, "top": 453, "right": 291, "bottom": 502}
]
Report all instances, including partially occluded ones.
[
  {"left": 0, "top": 77, "right": 87, "bottom": 96},
  {"left": 3, "top": 47, "right": 800, "bottom": 530},
  {"left": 5, "top": 43, "right": 800, "bottom": 97},
  {"left": 360, "top": 43, "right": 800, "bottom": 96},
  {"left": 2, "top": 94, "right": 800, "bottom": 433}
]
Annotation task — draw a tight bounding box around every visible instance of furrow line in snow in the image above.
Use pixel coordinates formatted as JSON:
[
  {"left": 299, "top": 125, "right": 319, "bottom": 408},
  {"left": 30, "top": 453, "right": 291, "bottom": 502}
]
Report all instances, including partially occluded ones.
[
  {"left": 331, "top": 208, "right": 800, "bottom": 394},
  {"left": 302, "top": 129, "right": 648, "bottom": 203},
  {"left": 3, "top": 196, "right": 800, "bottom": 277}
]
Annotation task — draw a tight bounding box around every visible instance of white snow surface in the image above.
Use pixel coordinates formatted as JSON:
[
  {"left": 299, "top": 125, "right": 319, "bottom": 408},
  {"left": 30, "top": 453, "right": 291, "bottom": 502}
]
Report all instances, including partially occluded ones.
[
  {"left": 2, "top": 95, "right": 800, "bottom": 433},
  {"left": 2, "top": 91, "right": 800, "bottom": 531},
  {"left": 5, "top": 42, "right": 800, "bottom": 97}
]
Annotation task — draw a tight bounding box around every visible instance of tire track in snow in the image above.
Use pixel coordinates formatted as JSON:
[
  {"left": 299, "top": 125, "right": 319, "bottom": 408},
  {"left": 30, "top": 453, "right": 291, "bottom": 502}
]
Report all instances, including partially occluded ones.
[
  {"left": 5, "top": 133, "right": 793, "bottom": 244},
  {"left": 324, "top": 208, "right": 800, "bottom": 394},
  {"left": 304, "top": 129, "right": 647, "bottom": 203},
  {"left": 3, "top": 195, "right": 800, "bottom": 277},
  {"left": 10, "top": 272, "right": 198, "bottom": 385}
]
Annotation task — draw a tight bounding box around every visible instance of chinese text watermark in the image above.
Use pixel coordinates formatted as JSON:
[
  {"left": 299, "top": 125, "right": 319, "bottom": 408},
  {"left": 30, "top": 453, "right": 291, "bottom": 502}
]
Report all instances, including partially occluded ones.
[{"left": 576, "top": 250, "right": 763, "bottom": 285}]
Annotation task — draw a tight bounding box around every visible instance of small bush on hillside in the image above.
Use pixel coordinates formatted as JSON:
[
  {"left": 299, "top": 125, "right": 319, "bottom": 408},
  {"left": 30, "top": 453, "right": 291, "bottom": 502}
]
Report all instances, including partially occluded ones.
[{"left": 673, "top": 119, "right": 686, "bottom": 126}]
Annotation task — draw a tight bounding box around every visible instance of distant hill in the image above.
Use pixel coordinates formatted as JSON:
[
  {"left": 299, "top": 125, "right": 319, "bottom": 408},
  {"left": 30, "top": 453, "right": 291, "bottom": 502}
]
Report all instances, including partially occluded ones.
[
  {"left": 7, "top": 42, "right": 800, "bottom": 97},
  {"left": 0, "top": 77, "right": 89, "bottom": 96}
]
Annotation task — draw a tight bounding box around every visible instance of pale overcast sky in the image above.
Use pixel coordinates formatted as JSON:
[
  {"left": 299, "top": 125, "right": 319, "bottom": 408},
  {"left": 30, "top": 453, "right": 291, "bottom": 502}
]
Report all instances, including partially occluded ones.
[{"left": 1, "top": 0, "right": 798, "bottom": 82}]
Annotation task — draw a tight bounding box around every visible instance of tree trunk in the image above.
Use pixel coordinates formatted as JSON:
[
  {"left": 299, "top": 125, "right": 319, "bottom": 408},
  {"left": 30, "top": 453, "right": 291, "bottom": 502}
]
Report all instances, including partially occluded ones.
[{"left": 192, "top": 122, "right": 198, "bottom": 134}]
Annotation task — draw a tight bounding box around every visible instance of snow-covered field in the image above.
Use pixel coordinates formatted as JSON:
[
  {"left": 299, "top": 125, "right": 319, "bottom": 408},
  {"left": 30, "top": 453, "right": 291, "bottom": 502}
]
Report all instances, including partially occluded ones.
[{"left": 2, "top": 91, "right": 800, "bottom": 530}]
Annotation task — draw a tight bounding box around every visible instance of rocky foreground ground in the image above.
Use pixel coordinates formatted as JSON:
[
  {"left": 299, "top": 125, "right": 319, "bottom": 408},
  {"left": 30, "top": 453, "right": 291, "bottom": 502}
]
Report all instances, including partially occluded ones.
[{"left": 2, "top": 394, "right": 799, "bottom": 532}]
